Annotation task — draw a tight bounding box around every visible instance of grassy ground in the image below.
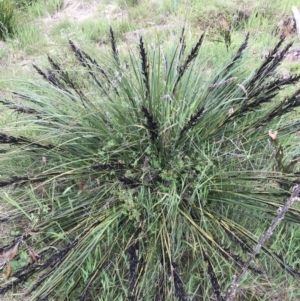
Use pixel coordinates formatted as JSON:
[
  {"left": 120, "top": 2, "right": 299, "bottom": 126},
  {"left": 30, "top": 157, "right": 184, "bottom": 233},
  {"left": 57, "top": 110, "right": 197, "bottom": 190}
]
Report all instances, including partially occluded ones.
[
  {"left": 0, "top": 0, "right": 298, "bottom": 76},
  {"left": 1, "top": 0, "right": 300, "bottom": 300}
]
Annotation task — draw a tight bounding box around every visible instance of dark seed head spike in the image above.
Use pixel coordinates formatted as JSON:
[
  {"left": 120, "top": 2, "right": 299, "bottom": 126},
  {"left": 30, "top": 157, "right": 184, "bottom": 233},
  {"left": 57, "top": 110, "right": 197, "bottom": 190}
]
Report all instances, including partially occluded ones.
[
  {"left": 139, "top": 37, "right": 150, "bottom": 100},
  {"left": 69, "top": 40, "right": 112, "bottom": 99},
  {"left": 128, "top": 226, "right": 142, "bottom": 299},
  {"left": 178, "top": 27, "right": 186, "bottom": 60},
  {"left": 180, "top": 106, "right": 205, "bottom": 137},
  {"left": 203, "top": 249, "right": 223, "bottom": 300},
  {"left": 80, "top": 47, "right": 120, "bottom": 96},
  {"left": 110, "top": 27, "right": 119, "bottom": 64},
  {"left": 141, "top": 106, "right": 158, "bottom": 141},
  {"left": 47, "top": 55, "right": 62, "bottom": 73},
  {"left": 0, "top": 133, "right": 55, "bottom": 150},
  {"left": 172, "top": 261, "right": 187, "bottom": 301},
  {"left": 212, "top": 33, "right": 249, "bottom": 86},
  {"left": 230, "top": 32, "right": 249, "bottom": 66},
  {"left": 69, "top": 39, "right": 86, "bottom": 67},
  {"left": 119, "top": 177, "right": 141, "bottom": 188},
  {"left": 32, "top": 64, "right": 48, "bottom": 82},
  {"left": 173, "top": 32, "right": 205, "bottom": 94},
  {"left": 0, "top": 100, "right": 39, "bottom": 115},
  {"left": 247, "top": 39, "right": 291, "bottom": 89}
]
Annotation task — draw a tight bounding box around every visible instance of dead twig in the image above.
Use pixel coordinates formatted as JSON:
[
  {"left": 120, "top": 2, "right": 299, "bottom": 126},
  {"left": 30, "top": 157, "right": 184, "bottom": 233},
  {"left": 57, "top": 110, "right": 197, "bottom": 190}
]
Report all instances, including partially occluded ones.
[{"left": 223, "top": 183, "right": 300, "bottom": 301}]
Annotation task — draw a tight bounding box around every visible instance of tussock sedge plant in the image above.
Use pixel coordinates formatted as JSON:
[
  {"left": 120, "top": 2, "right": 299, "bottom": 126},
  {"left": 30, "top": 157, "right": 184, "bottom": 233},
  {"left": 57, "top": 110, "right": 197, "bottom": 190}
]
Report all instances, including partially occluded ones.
[{"left": 1, "top": 28, "right": 300, "bottom": 300}]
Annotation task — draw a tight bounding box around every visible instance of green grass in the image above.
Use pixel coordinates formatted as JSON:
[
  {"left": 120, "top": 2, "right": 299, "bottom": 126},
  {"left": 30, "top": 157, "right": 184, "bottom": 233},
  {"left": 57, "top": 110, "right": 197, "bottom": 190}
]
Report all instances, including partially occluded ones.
[
  {"left": 1, "top": 1, "right": 300, "bottom": 300},
  {"left": 0, "top": 0, "right": 16, "bottom": 40},
  {"left": 14, "top": 23, "right": 44, "bottom": 54},
  {"left": 26, "top": 0, "right": 64, "bottom": 18}
]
